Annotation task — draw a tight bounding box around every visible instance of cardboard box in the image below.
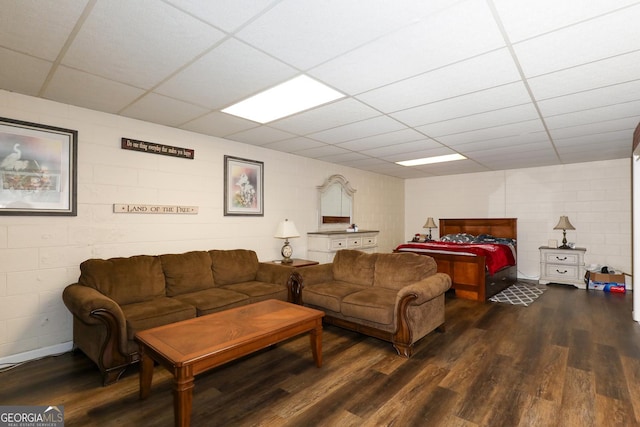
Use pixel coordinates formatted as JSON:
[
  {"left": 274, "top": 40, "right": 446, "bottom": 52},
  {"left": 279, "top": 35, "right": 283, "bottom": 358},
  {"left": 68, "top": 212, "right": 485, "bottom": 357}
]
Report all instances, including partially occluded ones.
[{"left": 584, "top": 271, "right": 626, "bottom": 293}]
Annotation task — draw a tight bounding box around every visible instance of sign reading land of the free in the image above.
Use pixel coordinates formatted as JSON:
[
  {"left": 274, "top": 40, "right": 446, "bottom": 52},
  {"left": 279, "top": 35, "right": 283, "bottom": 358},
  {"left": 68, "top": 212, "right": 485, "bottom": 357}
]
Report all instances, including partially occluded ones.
[
  {"left": 114, "top": 204, "right": 199, "bottom": 214},
  {"left": 121, "top": 138, "right": 194, "bottom": 159}
]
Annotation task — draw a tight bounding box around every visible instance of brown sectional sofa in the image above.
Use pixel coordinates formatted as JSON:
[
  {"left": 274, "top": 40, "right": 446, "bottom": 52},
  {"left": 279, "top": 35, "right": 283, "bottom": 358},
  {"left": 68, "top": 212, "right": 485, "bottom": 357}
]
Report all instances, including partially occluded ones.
[
  {"left": 62, "top": 249, "right": 294, "bottom": 385},
  {"left": 290, "top": 250, "right": 451, "bottom": 357}
]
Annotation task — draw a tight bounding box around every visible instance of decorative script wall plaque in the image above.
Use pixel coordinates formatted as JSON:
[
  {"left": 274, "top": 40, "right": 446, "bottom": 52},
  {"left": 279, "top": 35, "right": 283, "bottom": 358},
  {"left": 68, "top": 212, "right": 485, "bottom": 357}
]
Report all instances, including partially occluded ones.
[
  {"left": 114, "top": 204, "right": 198, "bottom": 214},
  {"left": 121, "top": 138, "right": 194, "bottom": 159}
]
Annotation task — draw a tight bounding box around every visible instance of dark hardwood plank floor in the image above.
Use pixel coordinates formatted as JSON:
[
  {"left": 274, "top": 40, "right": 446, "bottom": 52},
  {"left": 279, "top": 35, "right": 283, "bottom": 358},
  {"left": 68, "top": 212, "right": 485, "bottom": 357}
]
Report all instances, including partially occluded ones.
[{"left": 2, "top": 284, "right": 640, "bottom": 426}]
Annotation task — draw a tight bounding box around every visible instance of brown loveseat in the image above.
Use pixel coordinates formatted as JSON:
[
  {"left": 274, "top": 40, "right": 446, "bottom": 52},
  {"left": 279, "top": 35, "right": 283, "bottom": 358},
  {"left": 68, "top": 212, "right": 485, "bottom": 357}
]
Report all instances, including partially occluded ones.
[
  {"left": 289, "top": 250, "right": 451, "bottom": 357},
  {"left": 62, "top": 249, "right": 294, "bottom": 385}
]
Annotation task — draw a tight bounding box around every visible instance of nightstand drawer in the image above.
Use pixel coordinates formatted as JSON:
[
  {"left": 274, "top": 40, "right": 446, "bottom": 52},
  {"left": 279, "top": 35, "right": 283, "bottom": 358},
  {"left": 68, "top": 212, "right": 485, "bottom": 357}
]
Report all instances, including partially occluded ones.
[
  {"left": 544, "top": 252, "right": 581, "bottom": 265},
  {"left": 543, "top": 264, "right": 581, "bottom": 281}
]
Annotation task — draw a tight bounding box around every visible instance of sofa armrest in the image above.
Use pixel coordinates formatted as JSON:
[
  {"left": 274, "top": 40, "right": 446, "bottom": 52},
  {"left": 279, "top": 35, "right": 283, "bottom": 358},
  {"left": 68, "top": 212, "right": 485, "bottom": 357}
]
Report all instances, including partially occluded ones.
[
  {"left": 293, "top": 263, "right": 334, "bottom": 285},
  {"left": 256, "top": 262, "right": 294, "bottom": 285},
  {"left": 395, "top": 273, "right": 452, "bottom": 305},
  {"left": 63, "top": 283, "right": 128, "bottom": 348}
]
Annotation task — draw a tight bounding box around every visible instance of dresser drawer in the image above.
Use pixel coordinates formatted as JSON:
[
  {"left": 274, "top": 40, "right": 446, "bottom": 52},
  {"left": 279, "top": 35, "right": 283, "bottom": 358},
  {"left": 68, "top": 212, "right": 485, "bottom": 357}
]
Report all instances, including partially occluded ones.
[
  {"left": 346, "top": 237, "right": 362, "bottom": 248},
  {"left": 543, "top": 264, "right": 581, "bottom": 281},
  {"left": 362, "top": 236, "right": 377, "bottom": 248},
  {"left": 330, "top": 238, "right": 347, "bottom": 250},
  {"left": 544, "top": 252, "right": 581, "bottom": 265}
]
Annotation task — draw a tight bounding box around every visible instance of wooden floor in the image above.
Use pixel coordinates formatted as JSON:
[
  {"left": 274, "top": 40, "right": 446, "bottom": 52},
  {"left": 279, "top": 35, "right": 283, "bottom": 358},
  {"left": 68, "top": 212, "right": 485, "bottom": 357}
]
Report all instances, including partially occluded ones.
[{"left": 2, "top": 284, "right": 640, "bottom": 426}]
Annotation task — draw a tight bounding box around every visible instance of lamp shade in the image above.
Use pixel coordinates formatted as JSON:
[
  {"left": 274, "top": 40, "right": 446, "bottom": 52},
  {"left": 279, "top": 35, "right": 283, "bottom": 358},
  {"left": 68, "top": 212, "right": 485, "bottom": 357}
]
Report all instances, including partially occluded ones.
[
  {"left": 274, "top": 219, "right": 300, "bottom": 239},
  {"left": 553, "top": 216, "right": 575, "bottom": 230},
  {"left": 423, "top": 217, "right": 437, "bottom": 229}
]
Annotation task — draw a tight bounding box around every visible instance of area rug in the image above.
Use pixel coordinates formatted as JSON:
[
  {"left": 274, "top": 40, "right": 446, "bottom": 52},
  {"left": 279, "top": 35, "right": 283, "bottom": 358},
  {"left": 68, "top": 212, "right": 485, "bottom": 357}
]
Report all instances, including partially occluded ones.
[{"left": 489, "top": 282, "right": 546, "bottom": 307}]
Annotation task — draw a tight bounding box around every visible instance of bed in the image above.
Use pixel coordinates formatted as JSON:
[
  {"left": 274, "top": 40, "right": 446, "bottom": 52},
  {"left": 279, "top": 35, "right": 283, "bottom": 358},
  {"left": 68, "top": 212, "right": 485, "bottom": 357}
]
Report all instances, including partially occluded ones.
[{"left": 395, "top": 218, "right": 518, "bottom": 302}]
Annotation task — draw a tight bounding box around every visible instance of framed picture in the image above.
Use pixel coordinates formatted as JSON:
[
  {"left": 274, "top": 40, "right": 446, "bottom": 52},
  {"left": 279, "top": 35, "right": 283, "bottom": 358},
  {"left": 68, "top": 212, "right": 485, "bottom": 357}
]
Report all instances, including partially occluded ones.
[
  {"left": 0, "top": 117, "right": 77, "bottom": 216},
  {"left": 224, "top": 155, "right": 264, "bottom": 216}
]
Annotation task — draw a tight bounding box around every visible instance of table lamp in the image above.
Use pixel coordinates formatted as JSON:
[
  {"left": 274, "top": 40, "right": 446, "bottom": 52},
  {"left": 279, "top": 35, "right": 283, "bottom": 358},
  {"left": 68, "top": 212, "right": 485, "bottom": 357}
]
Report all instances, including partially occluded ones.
[
  {"left": 274, "top": 219, "right": 300, "bottom": 263},
  {"left": 423, "top": 217, "right": 437, "bottom": 241},
  {"left": 553, "top": 215, "right": 575, "bottom": 249}
]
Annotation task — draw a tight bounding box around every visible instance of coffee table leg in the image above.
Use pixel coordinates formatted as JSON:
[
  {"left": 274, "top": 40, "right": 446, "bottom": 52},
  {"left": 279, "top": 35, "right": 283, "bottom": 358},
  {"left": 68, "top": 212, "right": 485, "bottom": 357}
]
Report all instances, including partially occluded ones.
[
  {"left": 139, "top": 347, "right": 154, "bottom": 400},
  {"left": 309, "top": 321, "right": 323, "bottom": 368},
  {"left": 174, "top": 367, "right": 194, "bottom": 427}
]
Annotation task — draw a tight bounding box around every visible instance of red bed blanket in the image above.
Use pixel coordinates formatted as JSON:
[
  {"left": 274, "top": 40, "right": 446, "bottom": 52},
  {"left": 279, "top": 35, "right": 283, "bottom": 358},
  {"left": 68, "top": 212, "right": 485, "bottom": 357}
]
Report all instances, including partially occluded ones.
[{"left": 395, "top": 242, "right": 516, "bottom": 275}]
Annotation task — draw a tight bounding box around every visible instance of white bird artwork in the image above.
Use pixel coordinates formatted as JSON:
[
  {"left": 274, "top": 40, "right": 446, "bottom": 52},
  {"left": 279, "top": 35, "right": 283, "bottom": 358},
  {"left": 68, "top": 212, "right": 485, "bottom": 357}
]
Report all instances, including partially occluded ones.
[{"left": 0, "top": 143, "right": 22, "bottom": 170}]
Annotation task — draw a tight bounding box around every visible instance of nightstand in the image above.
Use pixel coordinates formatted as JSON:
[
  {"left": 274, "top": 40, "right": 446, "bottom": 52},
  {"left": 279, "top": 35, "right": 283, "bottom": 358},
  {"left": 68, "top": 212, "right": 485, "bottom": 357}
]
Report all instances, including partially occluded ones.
[{"left": 539, "top": 246, "right": 586, "bottom": 288}]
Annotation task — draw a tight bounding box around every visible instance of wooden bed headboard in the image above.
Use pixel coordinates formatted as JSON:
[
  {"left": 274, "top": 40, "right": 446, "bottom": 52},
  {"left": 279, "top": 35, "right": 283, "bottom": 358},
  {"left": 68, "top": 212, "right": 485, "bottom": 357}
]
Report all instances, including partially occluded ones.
[{"left": 439, "top": 218, "right": 517, "bottom": 240}]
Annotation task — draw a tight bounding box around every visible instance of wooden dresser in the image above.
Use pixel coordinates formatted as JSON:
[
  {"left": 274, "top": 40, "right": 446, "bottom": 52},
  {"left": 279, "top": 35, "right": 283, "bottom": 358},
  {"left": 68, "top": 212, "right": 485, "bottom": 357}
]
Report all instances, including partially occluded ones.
[{"left": 307, "top": 230, "right": 379, "bottom": 263}]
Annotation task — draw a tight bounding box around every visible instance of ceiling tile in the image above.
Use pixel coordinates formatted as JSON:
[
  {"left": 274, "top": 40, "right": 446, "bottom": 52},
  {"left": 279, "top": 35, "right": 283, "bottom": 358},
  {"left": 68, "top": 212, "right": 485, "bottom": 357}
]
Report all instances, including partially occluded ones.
[
  {"left": 309, "top": 0, "right": 505, "bottom": 95},
  {"left": 336, "top": 129, "right": 429, "bottom": 151},
  {"left": 447, "top": 123, "right": 549, "bottom": 147},
  {"left": 0, "top": 48, "right": 52, "bottom": 96},
  {"left": 226, "top": 126, "right": 295, "bottom": 146},
  {"left": 357, "top": 48, "right": 521, "bottom": 112},
  {"left": 307, "top": 116, "right": 405, "bottom": 144},
  {"left": 262, "top": 137, "right": 327, "bottom": 152},
  {"left": 235, "top": 0, "right": 461, "bottom": 70},
  {"left": 121, "top": 93, "right": 209, "bottom": 127},
  {"left": 513, "top": 5, "right": 640, "bottom": 77},
  {"left": 494, "top": 0, "right": 639, "bottom": 42},
  {"left": 294, "top": 144, "right": 354, "bottom": 159},
  {"left": 545, "top": 101, "right": 640, "bottom": 129},
  {"left": 529, "top": 50, "right": 640, "bottom": 100},
  {"left": 360, "top": 140, "right": 443, "bottom": 158},
  {"left": 180, "top": 111, "right": 258, "bottom": 137},
  {"left": 63, "top": 0, "right": 225, "bottom": 89},
  {"left": 548, "top": 117, "right": 640, "bottom": 141},
  {"left": 538, "top": 80, "right": 640, "bottom": 116},
  {"left": 417, "top": 103, "right": 540, "bottom": 138},
  {"left": 156, "top": 38, "right": 297, "bottom": 109},
  {"left": 0, "top": 0, "right": 88, "bottom": 61},
  {"left": 376, "top": 146, "right": 456, "bottom": 163},
  {"left": 45, "top": 66, "right": 145, "bottom": 113},
  {"left": 391, "top": 82, "right": 531, "bottom": 127},
  {"left": 269, "top": 98, "right": 380, "bottom": 135},
  {"left": 164, "top": 0, "right": 276, "bottom": 33},
  {"left": 434, "top": 120, "right": 547, "bottom": 146},
  {"left": 317, "top": 152, "right": 371, "bottom": 164}
]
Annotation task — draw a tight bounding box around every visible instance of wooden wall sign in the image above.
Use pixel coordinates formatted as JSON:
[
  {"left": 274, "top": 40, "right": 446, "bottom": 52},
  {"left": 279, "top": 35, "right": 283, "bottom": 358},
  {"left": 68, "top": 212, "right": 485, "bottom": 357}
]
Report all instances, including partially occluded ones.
[
  {"left": 121, "top": 138, "right": 194, "bottom": 159},
  {"left": 114, "top": 204, "right": 198, "bottom": 214}
]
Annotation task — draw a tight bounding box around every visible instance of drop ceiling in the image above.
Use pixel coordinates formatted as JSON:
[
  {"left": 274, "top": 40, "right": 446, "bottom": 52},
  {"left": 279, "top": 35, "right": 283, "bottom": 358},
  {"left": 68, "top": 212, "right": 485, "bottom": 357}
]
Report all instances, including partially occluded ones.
[{"left": 1, "top": 0, "right": 638, "bottom": 179}]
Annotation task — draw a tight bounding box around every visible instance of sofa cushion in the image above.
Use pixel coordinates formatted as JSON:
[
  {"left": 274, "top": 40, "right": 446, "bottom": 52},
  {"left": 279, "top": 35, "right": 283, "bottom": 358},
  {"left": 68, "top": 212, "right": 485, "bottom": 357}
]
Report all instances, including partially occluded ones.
[
  {"left": 122, "top": 297, "right": 196, "bottom": 340},
  {"left": 373, "top": 252, "right": 437, "bottom": 290},
  {"left": 341, "top": 288, "right": 397, "bottom": 325},
  {"left": 160, "top": 251, "right": 215, "bottom": 297},
  {"left": 79, "top": 255, "right": 165, "bottom": 305},
  {"left": 173, "top": 288, "right": 250, "bottom": 316},
  {"left": 304, "top": 280, "right": 368, "bottom": 312},
  {"left": 209, "top": 249, "right": 259, "bottom": 285},
  {"left": 332, "top": 250, "right": 376, "bottom": 287},
  {"left": 221, "top": 281, "right": 287, "bottom": 303}
]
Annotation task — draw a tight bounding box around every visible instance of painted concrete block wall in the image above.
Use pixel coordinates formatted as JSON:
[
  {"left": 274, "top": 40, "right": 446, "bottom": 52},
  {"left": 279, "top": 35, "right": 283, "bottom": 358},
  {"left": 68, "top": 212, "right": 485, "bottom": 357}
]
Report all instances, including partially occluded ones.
[
  {"left": 405, "top": 158, "right": 631, "bottom": 281},
  {"left": 0, "top": 90, "right": 404, "bottom": 363}
]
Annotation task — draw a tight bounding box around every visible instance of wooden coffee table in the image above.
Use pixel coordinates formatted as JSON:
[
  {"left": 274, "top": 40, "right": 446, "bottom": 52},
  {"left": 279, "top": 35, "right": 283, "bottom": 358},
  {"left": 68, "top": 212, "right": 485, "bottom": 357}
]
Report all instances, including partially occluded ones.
[{"left": 135, "top": 299, "right": 324, "bottom": 427}]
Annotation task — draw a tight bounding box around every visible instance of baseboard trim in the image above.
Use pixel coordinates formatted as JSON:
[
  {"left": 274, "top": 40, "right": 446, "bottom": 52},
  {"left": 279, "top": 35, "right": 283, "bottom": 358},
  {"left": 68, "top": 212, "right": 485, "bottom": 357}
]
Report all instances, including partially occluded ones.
[{"left": 0, "top": 342, "right": 73, "bottom": 367}]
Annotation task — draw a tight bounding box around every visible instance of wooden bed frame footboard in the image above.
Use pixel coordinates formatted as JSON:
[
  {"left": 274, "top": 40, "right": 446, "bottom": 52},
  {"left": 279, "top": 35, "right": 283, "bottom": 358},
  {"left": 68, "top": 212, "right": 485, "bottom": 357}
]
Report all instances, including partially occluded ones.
[{"left": 398, "top": 218, "right": 518, "bottom": 302}]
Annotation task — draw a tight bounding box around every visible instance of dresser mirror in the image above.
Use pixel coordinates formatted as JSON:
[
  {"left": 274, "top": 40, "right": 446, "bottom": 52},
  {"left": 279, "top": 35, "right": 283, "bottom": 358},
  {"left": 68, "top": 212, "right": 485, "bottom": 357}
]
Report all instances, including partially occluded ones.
[{"left": 317, "top": 174, "right": 355, "bottom": 230}]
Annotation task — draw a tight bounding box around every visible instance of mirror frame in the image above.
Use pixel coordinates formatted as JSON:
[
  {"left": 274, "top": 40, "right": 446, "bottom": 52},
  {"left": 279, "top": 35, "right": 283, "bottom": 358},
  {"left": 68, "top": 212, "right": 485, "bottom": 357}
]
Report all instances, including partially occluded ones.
[{"left": 317, "top": 174, "right": 356, "bottom": 230}]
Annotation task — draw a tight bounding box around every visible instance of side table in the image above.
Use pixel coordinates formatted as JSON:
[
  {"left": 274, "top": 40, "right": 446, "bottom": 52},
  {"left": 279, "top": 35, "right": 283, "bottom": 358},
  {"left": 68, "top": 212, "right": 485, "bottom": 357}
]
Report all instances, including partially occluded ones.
[
  {"left": 268, "top": 258, "right": 319, "bottom": 268},
  {"left": 539, "top": 246, "right": 586, "bottom": 288}
]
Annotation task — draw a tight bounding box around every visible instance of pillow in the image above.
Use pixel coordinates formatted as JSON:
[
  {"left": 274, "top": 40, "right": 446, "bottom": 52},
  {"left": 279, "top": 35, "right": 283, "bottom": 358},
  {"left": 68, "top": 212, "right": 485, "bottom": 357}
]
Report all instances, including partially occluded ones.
[
  {"left": 440, "top": 233, "right": 475, "bottom": 243},
  {"left": 474, "top": 234, "right": 517, "bottom": 245}
]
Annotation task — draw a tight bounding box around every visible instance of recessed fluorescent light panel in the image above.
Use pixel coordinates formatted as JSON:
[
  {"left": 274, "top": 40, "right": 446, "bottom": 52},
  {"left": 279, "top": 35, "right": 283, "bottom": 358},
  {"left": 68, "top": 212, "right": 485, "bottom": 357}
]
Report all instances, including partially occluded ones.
[
  {"left": 222, "top": 75, "right": 345, "bottom": 123},
  {"left": 396, "top": 153, "right": 466, "bottom": 166}
]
